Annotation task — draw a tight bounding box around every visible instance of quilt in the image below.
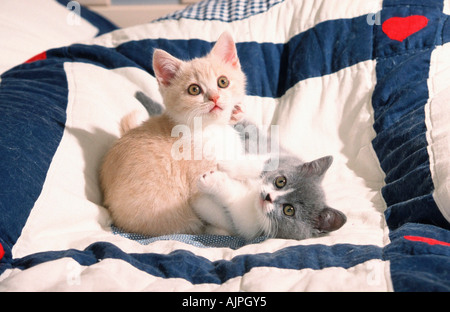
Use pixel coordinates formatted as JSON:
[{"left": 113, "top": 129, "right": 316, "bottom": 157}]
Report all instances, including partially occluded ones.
[{"left": 0, "top": 0, "right": 450, "bottom": 292}]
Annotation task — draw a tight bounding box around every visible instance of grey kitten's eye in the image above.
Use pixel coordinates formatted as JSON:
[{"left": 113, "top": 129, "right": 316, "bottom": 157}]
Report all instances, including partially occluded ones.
[
  {"left": 283, "top": 204, "right": 295, "bottom": 216},
  {"left": 274, "top": 176, "right": 287, "bottom": 189},
  {"left": 217, "top": 76, "right": 229, "bottom": 88},
  {"left": 188, "top": 84, "right": 202, "bottom": 95}
]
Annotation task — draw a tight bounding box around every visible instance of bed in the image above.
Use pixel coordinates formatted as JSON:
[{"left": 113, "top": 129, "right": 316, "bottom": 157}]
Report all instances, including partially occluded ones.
[{"left": 0, "top": 0, "right": 449, "bottom": 292}]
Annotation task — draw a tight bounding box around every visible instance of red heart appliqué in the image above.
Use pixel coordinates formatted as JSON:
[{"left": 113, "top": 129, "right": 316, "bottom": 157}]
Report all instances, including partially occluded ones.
[
  {"left": 382, "top": 15, "right": 429, "bottom": 42},
  {"left": 0, "top": 242, "right": 4, "bottom": 261},
  {"left": 25, "top": 51, "right": 47, "bottom": 64}
]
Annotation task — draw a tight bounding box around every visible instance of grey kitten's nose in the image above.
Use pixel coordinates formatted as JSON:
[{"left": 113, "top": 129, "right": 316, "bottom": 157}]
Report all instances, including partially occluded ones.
[{"left": 264, "top": 193, "right": 272, "bottom": 203}]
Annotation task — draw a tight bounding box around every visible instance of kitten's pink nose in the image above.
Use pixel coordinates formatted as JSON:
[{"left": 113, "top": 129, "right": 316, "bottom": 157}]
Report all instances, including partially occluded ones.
[{"left": 208, "top": 93, "right": 220, "bottom": 104}]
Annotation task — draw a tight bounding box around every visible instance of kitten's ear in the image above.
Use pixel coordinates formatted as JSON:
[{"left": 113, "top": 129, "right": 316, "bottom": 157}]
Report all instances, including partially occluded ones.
[
  {"left": 300, "top": 156, "right": 333, "bottom": 179},
  {"left": 152, "top": 49, "right": 183, "bottom": 86},
  {"left": 211, "top": 31, "right": 240, "bottom": 68},
  {"left": 316, "top": 207, "right": 347, "bottom": 233}
]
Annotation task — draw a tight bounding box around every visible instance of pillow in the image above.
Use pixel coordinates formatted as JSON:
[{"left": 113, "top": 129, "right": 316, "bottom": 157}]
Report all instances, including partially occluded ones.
[{"left": 0, "top": 0, "right": 117, "bottom": 74}]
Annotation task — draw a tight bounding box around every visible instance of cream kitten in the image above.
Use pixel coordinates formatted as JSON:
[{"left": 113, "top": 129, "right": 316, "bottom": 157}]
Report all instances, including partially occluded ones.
[{"left": 100, "top": 32, "right": 247, "bottom": 236}]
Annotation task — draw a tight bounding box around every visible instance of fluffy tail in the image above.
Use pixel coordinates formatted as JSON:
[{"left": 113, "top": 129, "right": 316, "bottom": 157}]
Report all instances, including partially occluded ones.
[{"left": 120, "top": 110, "right": 147, "bottom": 136}]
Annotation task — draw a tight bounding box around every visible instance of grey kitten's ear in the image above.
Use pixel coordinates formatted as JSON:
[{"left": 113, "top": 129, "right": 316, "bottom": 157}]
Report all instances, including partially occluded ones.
[
  {"left": 152, "top": 49, "right": 183, "bottom": 86},
  {"left": 316, "top": 207, "right": 347, "bottom": 233},
  {"left": 300, "top": 155, "right": 333, "bottom": 178}
]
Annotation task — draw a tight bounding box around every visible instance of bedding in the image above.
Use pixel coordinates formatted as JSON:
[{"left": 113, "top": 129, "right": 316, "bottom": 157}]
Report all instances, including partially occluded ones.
[
  {"left": 0, "top": 0, "right": 117, "bottom": 74},
  {"left": 0, "top": 0, "right": 450, "bottom": 292}
]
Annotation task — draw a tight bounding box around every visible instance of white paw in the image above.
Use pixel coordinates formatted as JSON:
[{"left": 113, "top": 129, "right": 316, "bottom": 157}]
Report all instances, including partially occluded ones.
[
  {"left": 217, "top": 160, "right": 233, "bottom": 173},
  {"left": 229, "top": 104, "right": 244, "bottom": 125},
  {"left": 217, "top": 160, "right": 244, "bottom": 180},
  {"left": 197, "top": 170, "right": 227, "bottom": 193}
]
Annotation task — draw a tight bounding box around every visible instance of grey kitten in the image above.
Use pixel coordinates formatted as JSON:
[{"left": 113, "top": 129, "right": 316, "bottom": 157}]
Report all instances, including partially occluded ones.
[{"left": 192, "top": 154, "right": 347, "bottom": 240}]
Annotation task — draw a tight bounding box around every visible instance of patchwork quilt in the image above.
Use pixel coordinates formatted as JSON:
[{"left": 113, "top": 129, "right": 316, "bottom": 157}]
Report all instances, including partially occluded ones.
[{"left": 0, "top": 0, "right": 449, "bottom": 292}]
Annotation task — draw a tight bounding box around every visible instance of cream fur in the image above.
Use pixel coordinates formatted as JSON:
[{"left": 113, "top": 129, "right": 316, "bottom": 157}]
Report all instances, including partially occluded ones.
[{"left": 100, "top": 32, "right": 247, "bottom": 236}]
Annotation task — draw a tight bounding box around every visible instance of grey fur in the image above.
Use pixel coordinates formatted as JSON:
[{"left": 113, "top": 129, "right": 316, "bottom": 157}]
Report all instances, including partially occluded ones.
[
  {"left": 193, "top": 121, "right": 346, "bottom": 241},
  {"left": 134, "top": 91, "right": 163, "bottom": 116},
  {"left": 261, "top": 155, "right": 347, "bottom": 240}
]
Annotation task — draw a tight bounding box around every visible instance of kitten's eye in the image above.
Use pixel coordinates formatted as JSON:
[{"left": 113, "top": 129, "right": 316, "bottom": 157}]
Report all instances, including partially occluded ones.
[
  {"left": 283, "top": 204, "right": 295, "bottom": 217},
  {"left": 274, "top": 176, "right": 287, "bottom": 189},
  {"left": 188, "top": 84, "right": 202, "bottom": 95},
  {"left": 217, "top": 76, "right": 229, "bottom": 88}
]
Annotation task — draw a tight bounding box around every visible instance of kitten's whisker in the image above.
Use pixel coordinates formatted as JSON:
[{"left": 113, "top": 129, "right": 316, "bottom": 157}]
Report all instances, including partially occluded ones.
[
  {"left": 185, "top": 108, "right": 202, "bottom": 127},
  {"left": 268, "top": 216, "right": 278, "bottom": 239}
]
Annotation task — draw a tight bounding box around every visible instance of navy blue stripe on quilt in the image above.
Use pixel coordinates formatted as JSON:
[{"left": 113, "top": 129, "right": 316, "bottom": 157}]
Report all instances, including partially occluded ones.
[
  {"left": 371, "top": 0, "right": 450, "bottom": 231},
  {"left": 384, "top": 223, "right": 450, "bottom": 291},
  {"left": 444, "top": 14, "right": 450, "bottom": 43},
  {"left": 40, "top": 13, "right": 374, "bottom": 101},
  {"left": 114, "top": 15, "right": 374, "bottom": 98},
  {"left": 11, "top": 242, "right": 382, "bottom": 285},
  {"left": 47, "top": 44, "right": 141, "bottom": 70},
  {"left": 0, "top": 62, "right": 68, "bottom": 255}
]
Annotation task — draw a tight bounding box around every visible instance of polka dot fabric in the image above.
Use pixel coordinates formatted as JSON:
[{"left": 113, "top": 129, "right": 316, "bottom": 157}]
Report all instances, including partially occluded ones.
[{"left": 112, "top": 226, "right": 266, "bottom": 249}]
